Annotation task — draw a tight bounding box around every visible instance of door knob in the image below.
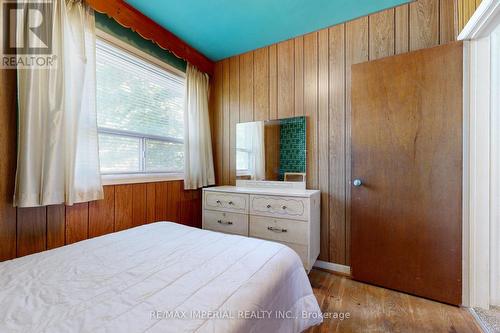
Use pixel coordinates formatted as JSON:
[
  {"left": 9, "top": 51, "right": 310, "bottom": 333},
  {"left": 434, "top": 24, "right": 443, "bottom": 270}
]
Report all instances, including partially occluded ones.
[{"left": 353, "top": 179, "right": 362, "bottom": 187}]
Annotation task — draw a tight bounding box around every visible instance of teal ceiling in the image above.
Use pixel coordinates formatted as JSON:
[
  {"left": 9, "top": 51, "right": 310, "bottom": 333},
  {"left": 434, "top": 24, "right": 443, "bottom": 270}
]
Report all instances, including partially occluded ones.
[{"left": 125, "top": 0, "right": 411, "bottom": 61}]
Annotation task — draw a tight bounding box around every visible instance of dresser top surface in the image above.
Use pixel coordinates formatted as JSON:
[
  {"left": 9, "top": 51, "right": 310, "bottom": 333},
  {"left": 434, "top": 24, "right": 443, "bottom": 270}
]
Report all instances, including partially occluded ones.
[{"left": 203, "top": 186, "right": 320, "bottom": 198}]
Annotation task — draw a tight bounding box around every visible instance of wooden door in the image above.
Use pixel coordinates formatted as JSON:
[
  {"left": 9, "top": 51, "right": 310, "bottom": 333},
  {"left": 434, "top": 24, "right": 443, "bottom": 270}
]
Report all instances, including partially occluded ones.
[{"left": 350, "top": 42, "right": 463, "bottom": 305}]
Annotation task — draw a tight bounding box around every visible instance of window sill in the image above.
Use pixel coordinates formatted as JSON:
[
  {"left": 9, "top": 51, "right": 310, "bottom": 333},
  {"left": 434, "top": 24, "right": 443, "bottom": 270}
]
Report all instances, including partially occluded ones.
[{"left": 101, "top": 173, "right": 184, "bottom": 186}]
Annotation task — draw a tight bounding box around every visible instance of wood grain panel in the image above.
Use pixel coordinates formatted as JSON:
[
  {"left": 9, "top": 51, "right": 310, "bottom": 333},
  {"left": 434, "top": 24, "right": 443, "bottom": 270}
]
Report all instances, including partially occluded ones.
[
  {"left": 468, "top": 0, "right": 476, "bottom": 25},
  {"left": 47, "top": 205, "right": 65, "bottom": 249},
  {"left": 458, "top": 0, "right": 464, "bottom": 31},
  {"left": 191, "top": 190, "right": 202, "bottom": 227},
  {"left": 205, "top": 0, "right": 461, "bottom": 267},
  {"left": 17, "top": 207, "right": 46, "bottom": 257},
  {"left": 457, "top": 0, "right": 464, "bottom": 33},
  {"left": 146, "top": 183, "right": 156, "bottom": 223},
  {"left": 294, "top": 36, "right": 304, "bottom": 117},
  {"left": 0, "top": 68, "right": 17, "bottom": 261},
  {"left": 229, "top": 56, "right": 240, "bottom": 185},
  {"left": 345, "top": 17, "right": 368, "bottom": 265},
  {"left": 0, "top": 183, "right": 197, "bottom": 261},
  {"left": 253, "top": 48, "right": 269, "bottom": 121},
  {"left": 304, "top": 32, "right": 318, "bottom": 190},
  {"left": 277, "top": 39, "right": 295, "bottom": 119},
  {"left": 457, "top": 0, "right": 482, "bottom": 32},
  {"left": 369, "top": 9, "right": 395, "bottom": 60},
  {"left": 409, "top": 0, "right": 439, "bottom": 51},
  {"left": 113, "top": 183, "right": 148, "bottom": 230},
  {"left": 265, "top": 123, "right": 281, "bottom": 181},
  {"left": 440, "top": 0, "right": 458, "bottom": 44},
  {"left": 114, "top": 185, "right": 133, "bottom": 231},
  {"left": 154, "top": 182, "right": 169, "bottom": 221},
  {"left": 89, "top": 185, "right": 114, "bottom": 237},
  {"left": 318, "top": 29, "right": 329, "bottom": 261},
  {"left": 179, "top": 188, "right": 202, "bottom": 228},
  {"left": 269, "top": 44, "right": 278, "bottom": 120},
  {"left": 212, "top": 62, "right": 224, "bottom": 185},
  {"left": 222, "top": 59, "right": 231, "bottom": 185},
  {"left": 166, "top": 180, "right": 182, "bottom": 222},
  {"left": 328, "top": 24, "right": 346, "bottom": 264},
  {"left": 132, "top": 183, "right": 147, "bottom": 227},
  {"left": 66, "top": 203, "right": 89, "bottom": 244},
  {"left": 239, "top": 52, "right": 254, "bottom": 122},
  {"left": 463, "top": 0, "right": 470, "bottom": 29},
  {"left": 395, "top": 4, "right": 410, "bottom": 54}
]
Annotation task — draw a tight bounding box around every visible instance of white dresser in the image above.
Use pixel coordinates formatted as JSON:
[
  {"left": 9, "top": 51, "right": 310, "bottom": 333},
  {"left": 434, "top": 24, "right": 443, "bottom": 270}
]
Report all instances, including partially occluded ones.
[{"left": 202, "top": 185, "right": 320, "bottom": 272}]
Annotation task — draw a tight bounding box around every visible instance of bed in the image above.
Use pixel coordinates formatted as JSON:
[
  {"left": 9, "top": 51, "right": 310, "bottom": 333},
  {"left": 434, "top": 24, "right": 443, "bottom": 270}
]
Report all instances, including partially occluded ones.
[{"left": 0, "top": 222, "right": 322, "bottom": 332}]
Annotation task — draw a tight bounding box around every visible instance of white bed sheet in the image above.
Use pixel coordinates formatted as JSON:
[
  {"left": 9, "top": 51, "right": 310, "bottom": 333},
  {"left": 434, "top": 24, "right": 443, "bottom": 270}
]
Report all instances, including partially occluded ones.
[{"left": 0, "top": 222, "right": 322, "bottom": 333}]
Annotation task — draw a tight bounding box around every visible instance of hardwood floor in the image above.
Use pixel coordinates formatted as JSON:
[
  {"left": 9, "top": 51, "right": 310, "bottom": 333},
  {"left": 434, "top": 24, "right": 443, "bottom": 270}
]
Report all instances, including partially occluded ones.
[{"left": 307, "top": 269, "right": 481, "bottom": 333}]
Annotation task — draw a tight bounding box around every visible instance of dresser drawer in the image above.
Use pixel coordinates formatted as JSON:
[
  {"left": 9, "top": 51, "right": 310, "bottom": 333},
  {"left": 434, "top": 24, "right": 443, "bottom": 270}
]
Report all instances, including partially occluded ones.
[
  {"left": 203, "top": 210, "right": 248, "bottom": 236},
  {"left": 204, "top": 191, "right": 248, "bottom": 213},
  {"left": 249, "top": 195, "right": 309, "bottom": 220},
  {"left": 249, "top": 215, "right": 308, "bottom": 245}
]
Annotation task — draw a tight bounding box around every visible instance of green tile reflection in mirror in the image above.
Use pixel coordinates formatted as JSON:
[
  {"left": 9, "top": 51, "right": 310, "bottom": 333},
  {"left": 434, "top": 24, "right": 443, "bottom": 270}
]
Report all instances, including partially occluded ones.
[{"left": 236, "top": 116, "right": 306, "bottom": 182}]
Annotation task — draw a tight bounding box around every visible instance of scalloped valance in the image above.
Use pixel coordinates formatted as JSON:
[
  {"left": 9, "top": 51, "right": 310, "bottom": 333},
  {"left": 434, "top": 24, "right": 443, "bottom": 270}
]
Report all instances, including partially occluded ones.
[{"left": 84, "top": 0, "right": 214, "bottom": 75}]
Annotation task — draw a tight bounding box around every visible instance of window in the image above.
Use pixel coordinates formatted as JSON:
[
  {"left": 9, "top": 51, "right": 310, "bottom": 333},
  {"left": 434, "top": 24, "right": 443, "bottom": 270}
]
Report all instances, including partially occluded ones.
[
  {"left": 236, "top": 124, "right": 252, "bottom": 175},
  {"left": 95, "top": 36, "right": 185, "bottom": 177}
]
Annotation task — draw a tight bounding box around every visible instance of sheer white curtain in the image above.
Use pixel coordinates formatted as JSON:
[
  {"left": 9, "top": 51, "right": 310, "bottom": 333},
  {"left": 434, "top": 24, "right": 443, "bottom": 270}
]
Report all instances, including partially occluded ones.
[
  {"left": 14, "top": 0, "right": 103, "bottom": 207},
  {"left": 183, "top": 64, "right": 215, "bottom": 189},
  {"left": 250, "top": 121, "right": 265, "bottom": 180}
]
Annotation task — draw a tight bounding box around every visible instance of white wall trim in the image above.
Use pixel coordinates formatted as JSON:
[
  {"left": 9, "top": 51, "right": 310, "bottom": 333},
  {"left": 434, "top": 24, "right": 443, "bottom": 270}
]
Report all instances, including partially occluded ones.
[
  {"left": 460, "top": 2, "right": 500, "bottom": 309},
  {"left": 462, "top": 41, "right": 471, "bottom": 307},
  {"left": 101, "top": 173, "right": 184, "bottom": 186},
  {"left": 458, "top": 0, "right": 500, "bottom": 40},
  {"left": 489, "top": 26, "right": 500, "bottom": 307},
  {"left": 313, "top": 260, "right": 351, "bottom": 275},
  {"left": 467, "top": 35, "right": 491, "bottom": 309}
]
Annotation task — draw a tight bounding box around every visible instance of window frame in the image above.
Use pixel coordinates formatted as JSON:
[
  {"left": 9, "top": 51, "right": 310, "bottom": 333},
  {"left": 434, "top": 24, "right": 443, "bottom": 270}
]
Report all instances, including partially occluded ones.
[
  {"left": 235, "top": 123, "right": 254, "bottom": 176},
  {"left": 96, "top": 29, "right": 185, "bottom": 185},
  {"left": 236, "top": 147, "right": 252, "bottom": 176}
]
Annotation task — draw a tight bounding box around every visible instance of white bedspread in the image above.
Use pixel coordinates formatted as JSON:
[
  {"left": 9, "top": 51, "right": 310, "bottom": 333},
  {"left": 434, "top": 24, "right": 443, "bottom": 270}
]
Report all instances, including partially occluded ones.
[{"left": 0, "top": 222, "right": 322, "bottom": 333}]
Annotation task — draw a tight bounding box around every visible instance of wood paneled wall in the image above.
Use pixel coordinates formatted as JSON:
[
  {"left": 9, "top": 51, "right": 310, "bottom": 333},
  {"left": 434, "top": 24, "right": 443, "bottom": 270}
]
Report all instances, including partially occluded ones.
[
  {"left": 209, "top": 0, "right": 461, "bottom": 265},
  {"left": 457, "top": 0, "right": 482, "bottom": 33},
  {"left": 20, "top": 181, "right": 200, "bottom": 257},
  {"left": 1, "top": 178, "right": 201, "bottom": 260},
  {"left": 3, "top": 180, "right": 201, "bottom": 260},
  {"left": 0, "top": 69, "right": 17, "bottom": 261}
]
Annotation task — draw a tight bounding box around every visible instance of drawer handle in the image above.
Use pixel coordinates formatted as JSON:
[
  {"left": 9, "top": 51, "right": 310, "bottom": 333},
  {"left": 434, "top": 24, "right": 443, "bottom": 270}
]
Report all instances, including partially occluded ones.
[
  {"left": 267, "top": 226, "right": 287, "bottom": 233},
  {"left": 266, "top": 204, "right": 272, "bottom": 209},
  {"left": 216, "top": 200, "right": 221, "bottom": 204},
  {"left": 281, "top": 205, "right": 287, "bottom": 210},
  {"left": 228, "top": 201, "right": 234, "bottom": 205},
  {"left": 217, "top": 220, "right": 233, "bottom": 225}
]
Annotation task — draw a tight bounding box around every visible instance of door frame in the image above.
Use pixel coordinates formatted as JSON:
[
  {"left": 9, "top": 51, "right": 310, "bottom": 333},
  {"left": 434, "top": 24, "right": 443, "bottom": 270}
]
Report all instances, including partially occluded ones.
[{"left": 459, "top": 0, "right": 500, "bottom": 309}]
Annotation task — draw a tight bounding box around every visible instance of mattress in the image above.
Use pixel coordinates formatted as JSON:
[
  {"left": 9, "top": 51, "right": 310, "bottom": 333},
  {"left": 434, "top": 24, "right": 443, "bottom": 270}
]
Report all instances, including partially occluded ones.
[{"left": 0, "top": 222, "right": 322, "bottom": 332}]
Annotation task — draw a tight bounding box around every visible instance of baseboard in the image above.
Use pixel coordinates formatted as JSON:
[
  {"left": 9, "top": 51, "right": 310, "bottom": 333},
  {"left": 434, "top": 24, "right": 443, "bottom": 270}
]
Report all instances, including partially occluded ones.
[{"left": 313, "top": 260, "right": 351, "bottom": 276}]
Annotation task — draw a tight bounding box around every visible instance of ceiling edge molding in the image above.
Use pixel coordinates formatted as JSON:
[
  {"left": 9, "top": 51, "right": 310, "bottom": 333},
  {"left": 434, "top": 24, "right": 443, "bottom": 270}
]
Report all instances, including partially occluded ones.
[{"left": 85, "top": 0, "right": 215, "bottom": 75}]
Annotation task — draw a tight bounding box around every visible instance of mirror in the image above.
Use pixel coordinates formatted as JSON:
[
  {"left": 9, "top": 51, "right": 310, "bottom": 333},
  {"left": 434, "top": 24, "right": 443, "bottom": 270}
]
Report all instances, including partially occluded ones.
[{"left": 236, "top": 116, "right": 306, "bottom": 181}]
